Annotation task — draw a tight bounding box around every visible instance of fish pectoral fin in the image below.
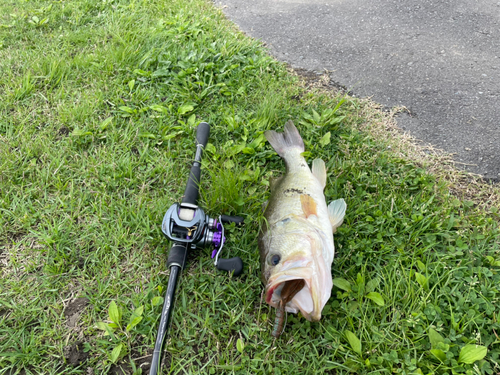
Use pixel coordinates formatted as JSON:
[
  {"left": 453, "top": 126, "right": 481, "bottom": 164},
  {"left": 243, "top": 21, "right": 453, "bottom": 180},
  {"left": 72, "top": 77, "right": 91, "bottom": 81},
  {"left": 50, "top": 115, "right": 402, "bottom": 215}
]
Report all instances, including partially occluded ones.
[
  {"left": 328, "top": 198, "right": 347, "bottom": 233},
  {"left": 300, "top": 194, "right": 318, "bottom": 218},
  {"left": 311, "top": 159, "right": 327, "bottom": 189}
]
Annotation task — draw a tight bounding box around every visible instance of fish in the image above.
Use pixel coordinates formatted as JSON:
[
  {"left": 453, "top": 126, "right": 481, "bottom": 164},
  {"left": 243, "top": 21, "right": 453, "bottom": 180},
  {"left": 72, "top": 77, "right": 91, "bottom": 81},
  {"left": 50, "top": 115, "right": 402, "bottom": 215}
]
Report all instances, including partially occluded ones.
[{"left": 258, "top": 120, "right": 346, "bottom": 335}]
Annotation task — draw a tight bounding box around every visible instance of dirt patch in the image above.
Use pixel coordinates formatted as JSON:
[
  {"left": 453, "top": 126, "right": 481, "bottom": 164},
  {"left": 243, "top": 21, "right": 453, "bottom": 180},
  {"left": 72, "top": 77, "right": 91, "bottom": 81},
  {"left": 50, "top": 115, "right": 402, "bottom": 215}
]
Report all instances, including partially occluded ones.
[
  {"left": 292, "top": 68, "right": 351, "bottom": 96},
  {"left": 64, "top": 297, "right": 89, "bottom": 328},
  {"left": 58, "top": 126, "right": 70, "bottom": 136},
  {"left": 64, "top": 341, "right": 89, "bottom": 366},
  {"left": 65, "top": 297, "right": 89, "bottom": 317}
]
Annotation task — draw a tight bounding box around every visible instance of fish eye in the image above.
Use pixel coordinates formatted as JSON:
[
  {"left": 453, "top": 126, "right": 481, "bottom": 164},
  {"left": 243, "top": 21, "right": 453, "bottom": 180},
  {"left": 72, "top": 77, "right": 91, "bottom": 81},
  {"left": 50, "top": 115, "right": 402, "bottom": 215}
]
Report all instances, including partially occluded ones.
[{"left": 269, "top": 254, "right": 281, "bottom": 266}]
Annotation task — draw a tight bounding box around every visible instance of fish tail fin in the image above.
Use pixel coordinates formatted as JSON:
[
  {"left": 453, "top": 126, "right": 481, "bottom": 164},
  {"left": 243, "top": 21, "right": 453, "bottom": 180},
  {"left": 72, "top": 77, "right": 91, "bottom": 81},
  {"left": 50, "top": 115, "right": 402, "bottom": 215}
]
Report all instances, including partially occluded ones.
[
  {"left": 265, "top": 120, "right": 304, "bottom": 158},
  {"left": 328, "top": 198, "right": 347, "bottom": 233}
]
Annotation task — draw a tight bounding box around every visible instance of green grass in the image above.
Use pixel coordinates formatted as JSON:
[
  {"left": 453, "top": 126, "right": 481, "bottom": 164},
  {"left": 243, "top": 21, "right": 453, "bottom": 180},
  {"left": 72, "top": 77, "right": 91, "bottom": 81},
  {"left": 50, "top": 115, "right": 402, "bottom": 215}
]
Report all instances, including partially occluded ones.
[{"left": 1, "top": 0, "right": 500, "bottom": 374}]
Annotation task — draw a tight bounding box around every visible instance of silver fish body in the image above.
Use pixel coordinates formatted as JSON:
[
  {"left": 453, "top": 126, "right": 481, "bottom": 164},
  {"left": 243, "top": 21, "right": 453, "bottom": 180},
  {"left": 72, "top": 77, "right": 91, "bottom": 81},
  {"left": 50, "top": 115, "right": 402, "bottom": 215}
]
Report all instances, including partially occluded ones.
[{"left": 259, "top": 121, "right": 346, "bottom": 322}]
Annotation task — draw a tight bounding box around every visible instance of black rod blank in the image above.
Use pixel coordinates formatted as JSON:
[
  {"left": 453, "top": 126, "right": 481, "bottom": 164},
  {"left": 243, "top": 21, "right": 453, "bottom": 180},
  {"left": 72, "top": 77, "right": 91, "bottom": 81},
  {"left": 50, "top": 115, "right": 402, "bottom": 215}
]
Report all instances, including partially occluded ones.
[{"left": 150, "top": 263, "right": 182, "bottom": 375}]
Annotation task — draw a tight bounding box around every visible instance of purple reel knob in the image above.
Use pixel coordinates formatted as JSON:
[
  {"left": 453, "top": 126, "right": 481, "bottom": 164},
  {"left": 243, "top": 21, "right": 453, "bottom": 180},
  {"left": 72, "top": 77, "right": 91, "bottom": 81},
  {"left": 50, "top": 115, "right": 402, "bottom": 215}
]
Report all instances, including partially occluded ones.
[{"left": 211, "top": 220, "right": 225, "bottom": 258}]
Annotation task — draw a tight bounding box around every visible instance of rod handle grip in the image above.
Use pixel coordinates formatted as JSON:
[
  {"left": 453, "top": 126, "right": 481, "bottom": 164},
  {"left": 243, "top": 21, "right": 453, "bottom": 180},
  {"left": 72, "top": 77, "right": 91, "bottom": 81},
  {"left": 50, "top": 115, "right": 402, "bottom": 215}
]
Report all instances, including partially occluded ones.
[
  {"left": 216, "top": 257, "right": 243, "bottom": 276},
  {"left": 196, "top": 122, "right": 210, "bottom": 148},
  {"left": 181, "top": 165, "right": 201, "bottom": 206},
  {"left": 167, "top": 244, "right": 188, "bottom": 269},
  {"left": 181, "top": 122, "right": 210, "bottom": 206}
]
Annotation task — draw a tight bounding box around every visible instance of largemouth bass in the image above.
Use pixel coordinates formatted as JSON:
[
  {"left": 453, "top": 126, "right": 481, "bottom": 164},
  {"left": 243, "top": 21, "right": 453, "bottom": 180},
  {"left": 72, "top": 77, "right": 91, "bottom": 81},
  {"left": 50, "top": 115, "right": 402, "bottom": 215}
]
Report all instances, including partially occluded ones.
[{"left": 258, "top": 121, "right": 346, "bottom": 334}]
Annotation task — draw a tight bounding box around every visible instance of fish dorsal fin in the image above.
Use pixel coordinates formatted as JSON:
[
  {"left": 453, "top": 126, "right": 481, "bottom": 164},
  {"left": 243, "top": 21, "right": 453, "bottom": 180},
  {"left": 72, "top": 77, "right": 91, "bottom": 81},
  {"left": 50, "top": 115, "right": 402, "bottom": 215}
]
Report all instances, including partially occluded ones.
[
  {"left": 265, "top": 120, "right": 305, "bottom": 158},
  {"left": 311, "top": 159, "right": 327, "bottom": 189},
  {"left": 300, "top": 194, "right": 317, "bottom": 218},
  {"left": 328, "top": 199, "right": 347, "bottom": 233}
]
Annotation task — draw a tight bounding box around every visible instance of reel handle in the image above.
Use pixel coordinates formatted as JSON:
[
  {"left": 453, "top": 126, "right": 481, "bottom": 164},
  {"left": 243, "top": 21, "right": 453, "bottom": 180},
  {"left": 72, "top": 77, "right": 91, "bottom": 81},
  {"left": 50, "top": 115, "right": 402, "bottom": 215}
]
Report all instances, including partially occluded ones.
[
  {"left": 181, "top": 122, "right": 210, "bottom": 207},
  {"left": 216, "top": 257, "right": 243, "bottom": 276}
]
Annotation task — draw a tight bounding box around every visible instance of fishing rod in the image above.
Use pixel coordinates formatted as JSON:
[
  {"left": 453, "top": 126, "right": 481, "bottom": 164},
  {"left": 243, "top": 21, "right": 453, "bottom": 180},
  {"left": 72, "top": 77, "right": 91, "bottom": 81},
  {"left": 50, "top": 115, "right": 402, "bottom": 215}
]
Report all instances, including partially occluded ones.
[{"left": 149, "top": 122, "right": 244, "bottom": 375}]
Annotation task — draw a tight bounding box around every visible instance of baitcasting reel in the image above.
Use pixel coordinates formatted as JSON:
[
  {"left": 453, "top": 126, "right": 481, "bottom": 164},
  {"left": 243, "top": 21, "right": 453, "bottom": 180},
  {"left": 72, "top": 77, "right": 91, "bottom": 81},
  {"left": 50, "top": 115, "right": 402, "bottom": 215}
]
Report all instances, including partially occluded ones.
[{"left": 161, "top": 203, "right": 244, "bottom": 274}]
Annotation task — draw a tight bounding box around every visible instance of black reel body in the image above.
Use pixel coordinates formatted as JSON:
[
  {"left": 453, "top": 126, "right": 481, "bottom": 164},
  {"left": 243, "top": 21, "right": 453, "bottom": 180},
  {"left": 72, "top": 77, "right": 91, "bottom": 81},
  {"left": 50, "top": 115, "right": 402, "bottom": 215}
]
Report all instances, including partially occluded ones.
[
  {"left": 161, "top": 203, "right": 244, "bottom": 274},
  {"left": 162, "top": 203, "right": 208, "bottom": 245}
]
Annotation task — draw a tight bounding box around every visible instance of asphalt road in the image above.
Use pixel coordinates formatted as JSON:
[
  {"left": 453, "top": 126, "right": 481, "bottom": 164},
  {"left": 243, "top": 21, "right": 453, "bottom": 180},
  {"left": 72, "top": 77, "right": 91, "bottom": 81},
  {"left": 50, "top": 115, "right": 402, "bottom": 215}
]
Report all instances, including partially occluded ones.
[{"left": 217, "top": 0, "right": 500, "bottom": 181}]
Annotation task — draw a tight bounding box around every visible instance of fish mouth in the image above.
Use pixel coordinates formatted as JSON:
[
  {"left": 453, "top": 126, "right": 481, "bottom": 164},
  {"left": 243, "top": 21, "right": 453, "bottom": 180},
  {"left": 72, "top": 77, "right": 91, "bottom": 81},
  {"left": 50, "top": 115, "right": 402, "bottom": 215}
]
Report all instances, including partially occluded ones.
[{"left": 265, "top": 258, "right": 324, "bottom": 321}]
